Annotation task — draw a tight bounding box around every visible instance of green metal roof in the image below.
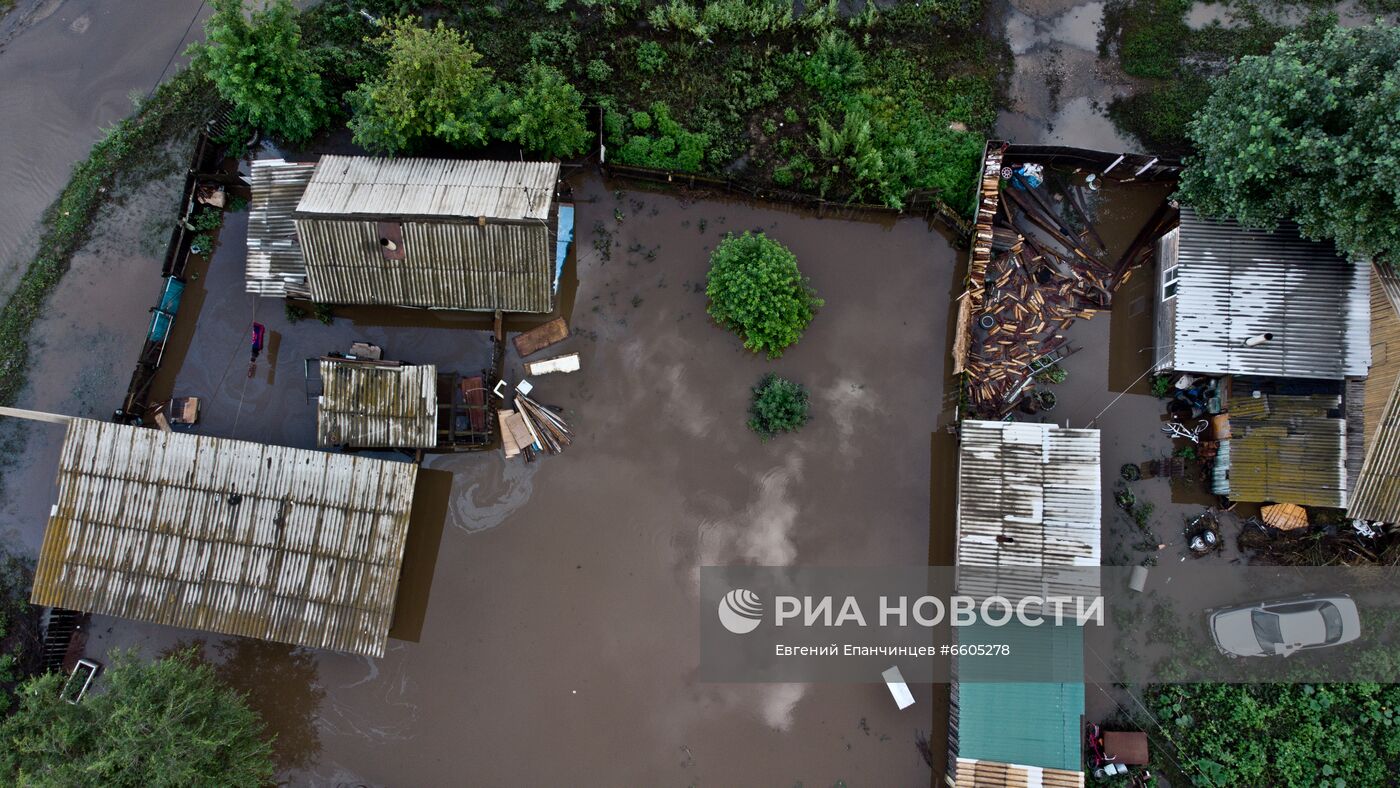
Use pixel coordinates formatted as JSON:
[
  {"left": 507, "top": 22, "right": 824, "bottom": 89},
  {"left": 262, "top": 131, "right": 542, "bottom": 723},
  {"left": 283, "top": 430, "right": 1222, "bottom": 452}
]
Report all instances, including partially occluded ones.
[{"left": 956, "top": 622, "right": 1084, "bottom": 771}]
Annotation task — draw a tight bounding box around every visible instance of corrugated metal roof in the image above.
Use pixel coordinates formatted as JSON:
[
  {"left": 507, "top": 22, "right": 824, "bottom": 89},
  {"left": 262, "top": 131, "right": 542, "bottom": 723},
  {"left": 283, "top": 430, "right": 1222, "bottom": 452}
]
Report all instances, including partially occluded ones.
[
  {"left": 246, "top": 159, "right": 314, "bottom": 297},
  {"left": 30, "top": 419, "right": 417, "bottom": 658},
  {"left": 1169, "top": 206, "right": 1370, "bottom": 380},
  {"left": 954, "top": 759, "right": 1085, "bottom": 788},
  {"left": 297, "top": 217, "right": 553, "bottom": 312},
  {"left": 319, "top": 361, "right": 438, "bottom": 448},
  {"left": 956, "top": 421, "right": 1101, "bottom": 601},
  {"left": 297, "top": 156, "right": 559, "bottom": 220},
  {"left": 1224, "top": 383, "right": 1347, "bottom": 507},
  {"left": 954, "top": 622, "right": 1084, "bottom": 772}
]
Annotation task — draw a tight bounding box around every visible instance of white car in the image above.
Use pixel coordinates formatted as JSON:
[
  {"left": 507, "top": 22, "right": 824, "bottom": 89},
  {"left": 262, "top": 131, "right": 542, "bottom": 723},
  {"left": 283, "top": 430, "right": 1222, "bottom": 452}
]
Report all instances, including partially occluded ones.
[{"left": 1208, "top": 594, "right": 1361, "bottom": 658}]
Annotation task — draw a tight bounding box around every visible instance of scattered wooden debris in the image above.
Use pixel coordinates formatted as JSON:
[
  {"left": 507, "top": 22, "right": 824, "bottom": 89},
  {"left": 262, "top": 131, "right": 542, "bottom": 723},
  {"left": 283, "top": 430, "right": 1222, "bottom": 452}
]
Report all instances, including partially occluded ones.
[
  {"left": 961, "top": 157, "right": 1173, "bottom": 418},
  {"left": 525, "top": 352, "right": 580, "bottom": 376},
  {"left": 513, "top": 317, "right": 569, "bottom": 357}
]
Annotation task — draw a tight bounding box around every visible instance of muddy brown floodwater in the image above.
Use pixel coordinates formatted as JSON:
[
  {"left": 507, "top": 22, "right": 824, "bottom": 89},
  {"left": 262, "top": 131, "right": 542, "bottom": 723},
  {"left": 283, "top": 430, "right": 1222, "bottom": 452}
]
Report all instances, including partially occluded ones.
[
  {"left": 0, "top": 0, "right": 211, "bottom": 295},
  {"left": 42, "top": 172, "right": 962, "bottom": 785}
]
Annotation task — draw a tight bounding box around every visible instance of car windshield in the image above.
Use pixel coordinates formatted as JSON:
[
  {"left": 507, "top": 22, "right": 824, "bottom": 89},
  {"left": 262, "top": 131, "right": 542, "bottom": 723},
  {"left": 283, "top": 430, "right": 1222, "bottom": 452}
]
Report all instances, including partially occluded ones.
[
  {"left": 1252, "top": 611, "right": 1283, "bottom": 649},
  {"left": 1320, "top": 603, "right": 1344, "bottom": 644}
]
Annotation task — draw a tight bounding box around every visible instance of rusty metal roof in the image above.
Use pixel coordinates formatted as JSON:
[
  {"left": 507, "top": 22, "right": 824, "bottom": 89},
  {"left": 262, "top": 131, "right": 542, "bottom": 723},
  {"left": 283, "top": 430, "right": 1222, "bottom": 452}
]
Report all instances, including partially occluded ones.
[
  {"left": 297, "top": 156, "right": 559, "bottom": 220},
  {"left": 1224, "top": 383, "right": 1347, "bottom": 507},
  {"left": 956, "top": 421, "right": 1101, "bottom": 601},
  {"left": 246, "top": 159, "right": 315, "bottom": 297},
  {"left": 1167, "top": 206, "right": 1370, "bottom": 380},
  {"left": 318, "top": 361, "right": 438, "bottom": 449},
  {"left": 953, "top": 759, "right": 1084, "bottom": 788},
  {"left": 30, "top": 419, "right": 417, "bottom": 658},
  {"left": 296, "top": 217, "right": 554, "bottom": 312}
]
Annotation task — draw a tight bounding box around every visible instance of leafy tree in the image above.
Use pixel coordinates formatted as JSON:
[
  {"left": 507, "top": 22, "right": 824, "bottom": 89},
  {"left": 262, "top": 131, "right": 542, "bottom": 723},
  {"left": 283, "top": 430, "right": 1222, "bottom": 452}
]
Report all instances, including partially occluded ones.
[
  {"left": 497, "top": 61, "right": 593, "bottom": 158},
  {"left": 347, "top": 19, "right": 499, "bottom": 154},
  {"left": 1178, "top": 24, "right": 1400, "bottom": 261},
  {"left": 0, "top": 649, "right": 274, "bottom": 787},
  {"left": 705, "top": 231, "right": 822, "bottom": 357},
  {"left": 748, "top": 374, "right": 811, "bottom": 439},
  {"left": 194, "top": 0, "right": 329, "bottom": 143}
]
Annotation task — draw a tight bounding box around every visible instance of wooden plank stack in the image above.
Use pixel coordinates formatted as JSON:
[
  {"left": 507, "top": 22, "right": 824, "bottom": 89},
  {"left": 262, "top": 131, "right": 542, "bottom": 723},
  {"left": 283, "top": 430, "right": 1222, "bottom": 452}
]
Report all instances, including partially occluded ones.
[{"left": 501, "top": 394, "right": 573, "bottom": 460}]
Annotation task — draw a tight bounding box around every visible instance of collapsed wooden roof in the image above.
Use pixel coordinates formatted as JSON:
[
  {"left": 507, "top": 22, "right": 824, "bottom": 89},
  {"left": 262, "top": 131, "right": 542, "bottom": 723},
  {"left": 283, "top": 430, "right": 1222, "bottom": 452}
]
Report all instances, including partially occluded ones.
[
  {"left": 318, "top": 360, "right": 438, "bottom": 449},
  {"left": 31, "top": 419, "right": 418, "bottom": 657}
]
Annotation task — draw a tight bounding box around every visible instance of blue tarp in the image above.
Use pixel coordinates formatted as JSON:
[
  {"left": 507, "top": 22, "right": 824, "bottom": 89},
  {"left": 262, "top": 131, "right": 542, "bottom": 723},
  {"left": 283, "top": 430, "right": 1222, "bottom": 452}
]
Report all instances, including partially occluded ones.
[
  {"left": 554, "top": 204, "right": 575, "bottom": 293},
  {"left": 147, "top": 277, "right": 185, "bottom": 343}
]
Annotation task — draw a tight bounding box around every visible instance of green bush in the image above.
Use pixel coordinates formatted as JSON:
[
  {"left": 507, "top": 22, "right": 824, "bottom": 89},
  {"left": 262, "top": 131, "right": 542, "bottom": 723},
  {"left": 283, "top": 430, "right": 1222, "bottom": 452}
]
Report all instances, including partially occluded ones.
[
  {"left": 347, "top": 18, "right": 499, "bottom": 154},
  {"left": 800, "top": 30, "right": 866, "bottom": 95},
  {"left": 497, "top": 61, "right": 593, "bottom": 157},
  {"left": 614, "top": 102, "right": 709, "bottom": 171},
  {"left": 705, "top": 231, "right": 822, "bottom": 357},
  {"left": 586, "top": 58, "right": 613, "bottom": 82},
  {"left": 747, "top": 373, "right": 811, "bottom": 439},
  {"left": 194, "top": 0, "right": 329, "bottom": 143},
  {"left": 635, "top": 40, "right": 667, "bottom": 73}
]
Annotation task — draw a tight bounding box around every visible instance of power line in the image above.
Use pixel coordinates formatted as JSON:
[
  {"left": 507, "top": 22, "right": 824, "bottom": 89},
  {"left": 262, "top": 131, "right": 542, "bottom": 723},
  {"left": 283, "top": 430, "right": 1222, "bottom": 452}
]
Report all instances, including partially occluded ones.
[{"left": 144, "top": 0, "right": 209, "bottom": 102}]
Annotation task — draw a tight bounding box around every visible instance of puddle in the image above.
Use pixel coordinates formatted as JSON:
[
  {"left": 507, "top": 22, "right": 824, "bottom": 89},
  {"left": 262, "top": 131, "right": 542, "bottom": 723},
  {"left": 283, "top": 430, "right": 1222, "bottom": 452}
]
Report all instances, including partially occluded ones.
[{"left": 996, "top": 0, "right": 1142, "bottom": 149}]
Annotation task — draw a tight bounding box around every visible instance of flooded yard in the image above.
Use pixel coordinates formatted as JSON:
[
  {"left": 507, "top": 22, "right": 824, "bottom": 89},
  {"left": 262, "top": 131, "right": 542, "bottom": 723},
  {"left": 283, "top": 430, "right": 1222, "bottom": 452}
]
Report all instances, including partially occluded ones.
[{"left": 10, "top": 171, "right": 960, "bottom": 784}]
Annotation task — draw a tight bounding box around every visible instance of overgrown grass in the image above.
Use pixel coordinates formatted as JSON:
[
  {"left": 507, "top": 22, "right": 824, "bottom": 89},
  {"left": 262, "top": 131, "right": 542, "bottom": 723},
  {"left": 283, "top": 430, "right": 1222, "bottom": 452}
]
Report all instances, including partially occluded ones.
[
  {"left": 0, "top": 69, "right": 217, "bottom": 408},
  {"left": 302, "top": 0, "right": 1007, "bottom": 213},
  {"left": 1101, "top": 0, "right": 1336, "bottom": 152}
]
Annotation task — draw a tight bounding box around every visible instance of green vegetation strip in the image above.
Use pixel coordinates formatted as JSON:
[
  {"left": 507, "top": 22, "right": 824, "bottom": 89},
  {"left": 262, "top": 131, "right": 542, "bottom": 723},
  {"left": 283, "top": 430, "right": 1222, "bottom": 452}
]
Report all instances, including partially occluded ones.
[{"left": 0, "top": 70, "right": 216, "bottom": 408}]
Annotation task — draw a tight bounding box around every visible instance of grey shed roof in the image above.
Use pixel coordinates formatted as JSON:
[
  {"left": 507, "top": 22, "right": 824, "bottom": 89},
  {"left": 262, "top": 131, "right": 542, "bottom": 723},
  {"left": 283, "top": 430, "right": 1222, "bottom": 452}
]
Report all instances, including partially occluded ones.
[
  {"left": 246, "top": 159, "right": 315, "bottom": 297},
  {"left": 1166, "top": 206, "right": 1370, "bottom": 379},
  {"left": 956, "top": 421, "right": 1101, "bottom": 601},
  {"left": 318, "top": 361, "right": 438, "bottom": 449},
  {"left": 297, "top": 156, "right": 559, "bottom": 221},
  {"left": 296, "top": 217, "right": 554, "bottom": 312},
  {"left": 31, "top": 419, "right": 417, "bottom": 658}
]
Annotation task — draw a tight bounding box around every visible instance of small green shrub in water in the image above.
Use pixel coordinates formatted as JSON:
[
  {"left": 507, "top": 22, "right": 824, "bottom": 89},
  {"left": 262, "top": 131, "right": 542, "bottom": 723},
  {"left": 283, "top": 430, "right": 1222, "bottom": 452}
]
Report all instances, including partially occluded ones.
[
  {"left": 748, "top": 374, "right": 811, "bottom": 440},
  {"left": 1150, "top": 374, "right": 1173, "bottom": 398},
  {"left": 705, "top": 231, "right": 822, "bottom": 358},
  {"left": 313, "top": 303, "right": 333, "bottom": 325},
  {"left": 284, "top": 302, "right": 305, "bottom": 323}
]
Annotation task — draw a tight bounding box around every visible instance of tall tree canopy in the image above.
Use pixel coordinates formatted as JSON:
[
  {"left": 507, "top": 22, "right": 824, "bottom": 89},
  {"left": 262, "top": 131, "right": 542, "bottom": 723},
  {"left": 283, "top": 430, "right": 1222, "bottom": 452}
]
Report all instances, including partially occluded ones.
[
  {"left": 496, "top": 61, "right": 592, "bottom": 158},
  {"left": 0, "top": 649, "right": 275, "bottom": 787},
  {"left": 195, "top": 0, "right": 329, "bottom": 143},
  {"left": 347, "top": 19, "right": 499, "bottom": 154},
  {"left": 1178, "top": 24, "right": 1400, "bottom": 261}
]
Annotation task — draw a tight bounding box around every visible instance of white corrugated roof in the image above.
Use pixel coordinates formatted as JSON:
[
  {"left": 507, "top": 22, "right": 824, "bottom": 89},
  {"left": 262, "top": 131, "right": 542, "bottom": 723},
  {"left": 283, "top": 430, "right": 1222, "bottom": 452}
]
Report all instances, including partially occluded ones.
[
  {"left": 297, "top": 156, "right": 559, "bottom": 220},
  {"left": 31, "top": 420, "right": 418, "bottom": 658},
  {"left": 1170, "top": 206, "right": 1370, "bottom": 380},
  {"left": 956, "top": 421, "right": 1101, "bottom": 601},
  {"left": 246, "top": 159, "right": 315, "bottom": 297}
]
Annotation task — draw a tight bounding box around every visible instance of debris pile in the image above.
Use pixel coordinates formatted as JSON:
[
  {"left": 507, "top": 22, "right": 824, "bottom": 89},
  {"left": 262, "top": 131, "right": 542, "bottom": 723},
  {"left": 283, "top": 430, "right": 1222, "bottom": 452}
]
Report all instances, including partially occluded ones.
[
  {"left": 959, "top": 144, "right": 1177, "bottom": 419},
  {"left": 500, "top": 318, "right": 580, "bottom": 461}
]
